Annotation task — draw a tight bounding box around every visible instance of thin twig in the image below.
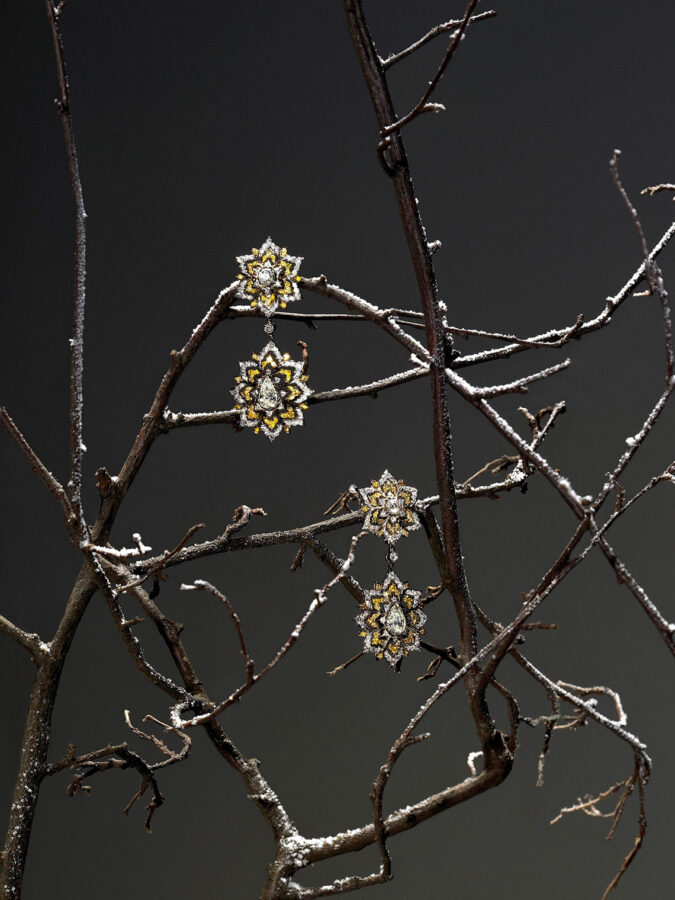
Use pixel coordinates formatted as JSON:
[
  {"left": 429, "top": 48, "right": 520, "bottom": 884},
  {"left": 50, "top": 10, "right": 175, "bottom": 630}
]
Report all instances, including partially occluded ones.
[
  {"left": 162, "top": 366, "right": 431, "bottom": 429},
  {"left": 181, "top": 580, "right": 255, "bottom": 684},
  {"left": 575, "top": 465, "right": 674, "bottom": 567},
  {"left": 228, "top": 303, "right": 587, "bottom": 352},
  {"left": 172, "top": 536, "right": 366, "bottom": 730},
  {"left": 115, "top": 521, "right": 208, "bottom": 592},
  {"left": 551, "top": 777, "right": 630, "bottom": 825},
  {"left": 123, "top": 710, "right": 191, "bottom": 771},
  {"left": 610, "top": 150, "right": 673, "bottom": 379},
  {"left": 453, "top": 221, "right": 675, "bottom": 367},
  {"left": 327, "top": 651, "right": 364, "bottom": 676},
  {"left": 0, "top": 407, "right": 74, "bottom": 528},
  {"left": 301, "top": 277, "right": 429, "bottom": 359},
  {"left": 472, "top": 358, "right": 570, "bottom": 398},
  {"left": 45, "top": 0, "right": 87, "bottom": 526},
  {"left": 0, "top": 615, "right": 48, "bottom": 663},
  {"left": 95, "top": 565, "right": 192, "bottom": 703},
  {"left": 381, "top": 10, "right": 497, "bottom": 68},
  {"left": 381, "top": 0, "right": 480, "bottom": 137},
  {"left": 46, "top": 709, "right": 190, "bottom": 835},
  {"left": 641, "top": 183, "right": 675, "bottom": 198},
  {"left": 449, "top": 315, "right": 584, "bottom": 348},
  {"left": 91, "top": 281, "right": 240, "bottom": 545},
  {"left": 601, "top": 758, "right": 647, "bottom": 899}
]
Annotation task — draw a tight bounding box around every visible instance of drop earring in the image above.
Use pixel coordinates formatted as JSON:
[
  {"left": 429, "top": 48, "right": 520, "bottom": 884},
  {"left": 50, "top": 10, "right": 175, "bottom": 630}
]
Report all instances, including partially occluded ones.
[
  {"left": 232, "top": 237, "right": 311, "bottom": 441},
  {"left": 356, "top": 471, "right": 427, "bottom": 669}
]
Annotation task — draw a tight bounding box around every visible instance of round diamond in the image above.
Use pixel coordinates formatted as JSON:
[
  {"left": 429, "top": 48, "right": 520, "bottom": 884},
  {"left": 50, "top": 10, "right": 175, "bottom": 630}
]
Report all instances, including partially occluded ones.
[
  {"left": 256, "top": 267, "right": 275, "bottom": 288},
  {"left": 385, "top": 497, "right": 401, "bottom": 517}
]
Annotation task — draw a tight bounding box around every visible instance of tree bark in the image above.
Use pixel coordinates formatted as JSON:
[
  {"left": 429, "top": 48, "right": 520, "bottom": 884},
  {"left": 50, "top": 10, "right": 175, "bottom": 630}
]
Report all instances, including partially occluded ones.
[{"left": 0, "top": 569, "right": 95, "bottom": 899}]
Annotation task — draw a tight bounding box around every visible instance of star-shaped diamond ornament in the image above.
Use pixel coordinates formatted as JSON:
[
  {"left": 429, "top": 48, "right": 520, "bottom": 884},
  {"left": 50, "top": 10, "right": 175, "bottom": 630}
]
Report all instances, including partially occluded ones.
[
  {"left": 232, "top": 341, "right": 311, "bottom": 441},
  {"left": 235, "top": 237, "right": 302, "bottom": 316},
  {"left": 356, "top": 571, "right": 426, "bottom": 667},
  {"left": 359, "top": 470, "right": 421, "bottom": 543}
]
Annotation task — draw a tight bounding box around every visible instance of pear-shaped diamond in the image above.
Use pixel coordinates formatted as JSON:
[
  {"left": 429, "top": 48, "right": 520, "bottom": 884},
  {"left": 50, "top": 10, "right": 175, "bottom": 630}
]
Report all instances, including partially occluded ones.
[
  {"left": 257, "top": 375, "right": 279, "bottom": 412},
  {"left": 384, "top": 601, "right": 407, "bottom": 636}
]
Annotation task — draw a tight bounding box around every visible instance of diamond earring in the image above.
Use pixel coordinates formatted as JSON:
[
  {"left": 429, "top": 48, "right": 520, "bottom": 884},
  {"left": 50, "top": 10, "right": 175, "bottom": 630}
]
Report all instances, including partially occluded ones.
[
  {"left": 356, "top": 471, "right": 427, "bottom": 669},
  {"left": 231, "top": 238, "right": 311, "bottom": 441}
]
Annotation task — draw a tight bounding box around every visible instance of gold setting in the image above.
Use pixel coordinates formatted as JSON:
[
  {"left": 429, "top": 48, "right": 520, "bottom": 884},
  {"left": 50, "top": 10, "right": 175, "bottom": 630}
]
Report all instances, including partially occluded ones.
[
  {"left": 235, "top": 237, "right": 302, "bottom": 316},
  {"left": 359, "top": 470, "right": 421, "bottom": 543},
  {"left": 356, "top": 571, "right": 426, "bottom": 667},
  {"left": 232, "top": 341, "right": 310, "bottom": 441}
]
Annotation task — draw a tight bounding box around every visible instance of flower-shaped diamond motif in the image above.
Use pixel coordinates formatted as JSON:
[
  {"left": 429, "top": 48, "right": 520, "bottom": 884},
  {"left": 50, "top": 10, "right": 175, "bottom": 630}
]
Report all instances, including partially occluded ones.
[
  {"left": 359, "top": 470, "right": 420, "bottom": 543},
  {"left": 356, "top": 571, "right": 426, "bottom": 667},
  {"left": 235, "top": 237, "right": 302, "bottom": 316},
  {"left": 232, "top": 341, "right": 311, "bottom": 441}
]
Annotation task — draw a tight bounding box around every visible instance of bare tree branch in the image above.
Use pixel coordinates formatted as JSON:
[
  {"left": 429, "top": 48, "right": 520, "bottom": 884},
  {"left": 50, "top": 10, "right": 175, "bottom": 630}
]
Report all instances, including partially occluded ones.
[
  {"left": 181, "top": 580, "right": 254, "bottom": 684},
  {"left": 175, "top": 532, "right": 366, "bottom": 729},
  {"left": 380, "top": 0, "right": 480, "bottom": 138},
  {"left": 162, "top": 365, "right": 431, "bottom": 430},
  {"left": 611, "top": 150, "right": 673, "bottom": 379},
  {"left": 0, "top": 407, "right": 74, "bottom": 529},
  {"left": 45, "top": 710, "right": 191, "bottom": 833},
  {"left": 45, "top": 0, "right": 87, "bottom": 527},
  {"left": 2, "top": 3, "right": 673, "bottom": 898},
  {"left": 381, "top": 9, "right": 497, "bottom": 68},
  {"left": 91, "top": 280, "right": 240, "bottom": 547},
  {"left": 641, "top": 183, "right": 675, "bottom": 198},
  {"left": 453, "top": 221, "right": 675, "bottom": 367},
  {"left": 0, "top": 615, "right": 47, "bottom": 663},
  {"left": 472, "top": 358, "right": 570, "bottom": 398}
]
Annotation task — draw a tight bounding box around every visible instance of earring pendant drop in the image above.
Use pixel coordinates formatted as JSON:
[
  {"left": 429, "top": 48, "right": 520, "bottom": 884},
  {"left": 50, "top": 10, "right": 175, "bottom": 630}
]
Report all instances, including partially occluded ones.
[
  {"left": 356, "top": 569, "right": 427, "bottom": 667},
  {"left": 356, "top": 471, "right": 426, "bottom": 669},
  {"left": 231, "top": 238, "right": 311, "bottom": 441}
]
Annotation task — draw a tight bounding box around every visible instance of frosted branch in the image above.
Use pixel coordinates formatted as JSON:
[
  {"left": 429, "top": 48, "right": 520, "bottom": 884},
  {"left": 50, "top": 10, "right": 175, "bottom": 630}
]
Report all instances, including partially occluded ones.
[
  {"left": 641, "top": 183, "right": 675, "bottom": 198},
  {"left": 381, "top": 9, "right": 497, "bottom": 68},
  {"left": 162, "top": 365, "right": 431, "bottom": 430},
  {"left": 171, "top": 537, "right": 365, "bottom": 729},
  {"left": 0, "top": 406, "right": 74, "bottom": 529},
  {"left": 467, "top": 751, "right": 483, "bottom": 776},
  {"left": 455, "top": 221, "right": 675, "bottom": 368},
  {"left": 472, "top": 359, "right": 571, "bottom": 398},
  {"left": 380, "top": 0, "right": 480, "bottom": 138},
  {"left": 0, "top": 615, "right": 48, "bottom": 663},
  {"left": 181, "top": 580, "right": 254, "bottom": 684},
  {"left": 45, "top": 0, "right": 87, "bottom": 528}
]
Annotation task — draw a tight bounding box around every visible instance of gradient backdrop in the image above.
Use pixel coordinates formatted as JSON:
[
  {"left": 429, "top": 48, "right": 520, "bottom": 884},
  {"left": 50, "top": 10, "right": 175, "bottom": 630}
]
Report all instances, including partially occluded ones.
[{"left": 1, "top": 2, "right": 674, "bottom": 898}]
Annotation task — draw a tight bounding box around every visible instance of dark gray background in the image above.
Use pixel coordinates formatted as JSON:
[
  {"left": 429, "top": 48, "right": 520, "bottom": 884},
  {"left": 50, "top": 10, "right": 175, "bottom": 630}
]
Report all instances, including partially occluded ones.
[{"left": 1, "top": 1, "right": 674, "bottom": 897}]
